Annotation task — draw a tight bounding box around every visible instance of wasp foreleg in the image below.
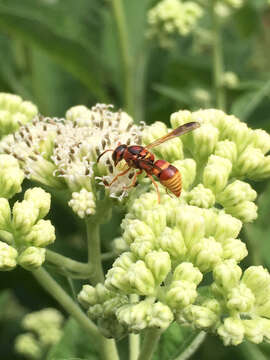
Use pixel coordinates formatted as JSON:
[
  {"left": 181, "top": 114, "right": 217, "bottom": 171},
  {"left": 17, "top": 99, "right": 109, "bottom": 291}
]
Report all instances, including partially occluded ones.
[
  {"left": 123, "top": 170, "right": 143, "bottom": 190},
  {"left": 146, "top": 173, "right": 160, "bottom": 204},
  {"left": 105, "top": 166, "right": 131, "bottom": 187}
]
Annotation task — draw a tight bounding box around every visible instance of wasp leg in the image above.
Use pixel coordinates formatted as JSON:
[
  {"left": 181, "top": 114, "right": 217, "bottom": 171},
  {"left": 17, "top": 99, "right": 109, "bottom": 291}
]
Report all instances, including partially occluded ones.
[
  {"left": 146, "top": 173, "right": 160, "bottom": 204},
  {"left": 165, "top": 187, "right": 173, "bottom": 198},
  {"left": 123, "top": 170, "right": 143, "bottom": 190},
  {"left": 106, "top": 166, "right": 131, "bottom": 187}
]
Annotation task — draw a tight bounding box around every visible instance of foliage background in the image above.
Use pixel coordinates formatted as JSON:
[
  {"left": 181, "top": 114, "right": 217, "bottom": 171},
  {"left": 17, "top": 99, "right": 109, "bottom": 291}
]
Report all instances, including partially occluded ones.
[{"left": 0, "top": 0, "right": 270, "bottom": 359}]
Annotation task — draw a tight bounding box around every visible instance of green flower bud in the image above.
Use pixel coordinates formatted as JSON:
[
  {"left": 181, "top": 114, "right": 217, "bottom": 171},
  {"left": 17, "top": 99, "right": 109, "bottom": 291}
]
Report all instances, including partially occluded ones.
[
  {"left": 157, "top": 227, "right": 187, "bottom": 260},
  {"left": 66, "top": 105, "right": 93, "bottom": 126},
  {"left": 127, "top": 261, "right": 156, "bottom": 295},
  {"left": 15, "top": 333, "right": 42, "bottom": 359},
  {"left": 68, "top": 189, "right": 96, "bottom": 218},
  {"left": 143, "top": 208, "right": 167, "bottom": 236},
  {"left": 188, "top": 237, "right": 223, "bottom": 272},
  {"left": 262, "top": 318, "right": 270, "bottom": 342},
  {"left": 143, "top": 122, "right": 167, "bottom": 145},
  {"left": 78, "top": 284, "right": 98, "bottom": 307},
  {"left": 256, "top": 298, "right": 270, "bottom": 318},
  {"left": 102, "top": 296, "right": 129, "bottom": 317},
  {"left": 182, "top": 304, "right": 218, "bottom": 329},
  {"left": 130, "top": 239, "right": 155, "bottom": 258},
  {"left": 203, "top": 155, "right": 232, "bottom": 194},
  {"left": 222, "top": 72, "right": 239, "bottom": 89},
  {"left": 144, "top": 250, "right": 171, "bottom": 284},
  {"left": 235, "top": 146, "right": 264, "bottom": 178},
  {"left": 225, "top": 201, "right": 258, "bottom": 223},
  {"left": 172, "top": 159, "right": 196, "bottom": 190},
  {"left": 250, "top": 155, "right": 270, "bottom": 180},
  {"left": 170, "top": 110, "right": 192, "bottom": 129},
  {"left": 175, "top": 205, "right": 205, "bottom": 247},
  {"left": 122, "top": 219, "right": 155, "bottom": 245},
  {"left": 0, "top": 155, "right": 24, "bottom": 198},
  {"left": 166, "top": 280, "right": 197, "bottom": 310},
  {"left": 116, "top": 301, "right": 151, "bottom": 332},
  {"left": 201, "top": 298, "right": 222, "bottom": 315},
  {"left": 12, "top": 200, "right": 39, "bottom": 235},
  {"left": 189, "top": 123, "right": 219, "bottom": 161},
  {"left": 87, "top": 304, "right": 104, "bottom": 320},
  {"left": 0, "top": 241, "right": 17, "bottom": 270},
  {"left": 222, "top": 238, "right": 248, "bottom": 262},
  {"left": 24, "top": 220, "right": 55, "bottom": 247},
  {"left": 243, "top": 319, "right": 264, "bottom": 344},
  {"left": 155, "top": 137, "right": 183, "bottom": 162},
  {"left": 149, "top": 302, "right": 174, "bottom": 330},
  {"left": 201, "top": 208, "right": 219, "bottom": 237},
  {"left": 97, "top": 317, "right": 126, "bottom": 339},
  {"left": 213, "top": 212, "right": 242, "bottom": 242},
  {"left": 251, "top": 129, "right": 270, "bottom": 155},
  {"left": 221, "top": 118, "right": 252, "bottom": 153},
  {"left": 214, "top": 140, "right": 237, "bottom": 164},
  {"left": 217, "top": 317, "right": 245, "bottom": 346},
  {"left": 105, "top": 267, "right": 129, "bottom": 293},
  {"left": 242, "top": 266, "right": 270, "bottom": 294},
  {"left": 112, "top": 236, "right": 129, "bottom": 254},
  {"left": 0, "top": 198, "right": 11, "bottom": 230},
  {"left": 217, "top": 180, "right": 257, "bottom": 208},
  {"left": 18, "top": 246, "right": 45, "bottom": 270},
  {"left": 24, "top": 188, "right": 51, "bottom": 219},
  {"left": 131, "top": 193, "right": 159, "bottom": 216},
  {"left": 113, "top": 252, "right": 137, "bottom": 271},
  {"left": 172, "top": 262, "right": 203, "bottom": 285},
  {"left": 212, "top": 260, "right": 242, "bottom": 292},
  {"left": 226, "top": 283, "right": 255, "bottom": 313},
  {"left": 186, "top": 184, "right": 215, "bottom": 208}
]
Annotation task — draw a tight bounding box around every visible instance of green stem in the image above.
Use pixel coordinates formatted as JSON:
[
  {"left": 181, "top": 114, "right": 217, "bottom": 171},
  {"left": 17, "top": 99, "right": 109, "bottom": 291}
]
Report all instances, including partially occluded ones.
[
  {"left": 137, "top": 328, "right": 162, "bottom": 360},
  {"left": 174, "top": 332, "right": 206, "bottom": 360},
  {"left": 86, "top": 218, "right": 104, "bottom": 284},
  {"left": 211, "top": 0, "right": 226, "bottom": 111},
  {"left": 32, "top": 267, "right": 99, "bottom": 338},
  {"left": 46, "top": 249, "right": 92, "bottom": 275},
  {"left": 129, "top": 295, "right": 140, "bottom": 360},
  {"left": 111, "top": 0, "right": 134, "bottom": 117}
]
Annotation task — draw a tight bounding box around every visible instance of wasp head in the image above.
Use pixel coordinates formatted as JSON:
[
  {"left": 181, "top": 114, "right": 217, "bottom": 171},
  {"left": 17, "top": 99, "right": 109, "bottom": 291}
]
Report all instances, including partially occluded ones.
[{"left": 112, "top": 144, "right": 127, "bottom": 166}]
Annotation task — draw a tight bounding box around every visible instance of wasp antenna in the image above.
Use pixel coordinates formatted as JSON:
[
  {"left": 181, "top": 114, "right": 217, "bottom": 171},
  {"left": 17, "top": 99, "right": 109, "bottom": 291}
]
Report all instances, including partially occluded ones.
[{"left": 97, "top": 149, "right": 114, "bottom": 163}]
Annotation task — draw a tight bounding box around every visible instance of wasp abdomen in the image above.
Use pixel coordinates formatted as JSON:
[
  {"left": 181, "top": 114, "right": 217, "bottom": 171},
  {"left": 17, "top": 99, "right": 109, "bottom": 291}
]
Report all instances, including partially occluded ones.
[{"left": 154, "top": 160, "right": 182, "bottom": 197}]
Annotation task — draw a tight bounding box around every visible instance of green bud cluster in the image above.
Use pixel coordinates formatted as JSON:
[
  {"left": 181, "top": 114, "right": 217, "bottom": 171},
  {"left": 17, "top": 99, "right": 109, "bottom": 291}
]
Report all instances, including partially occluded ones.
[
  {"left": 0, "top": 155, "right": 24, "bottom": 199},
  {"left": 15, "top": 308, "right": 64, "bottom": 359},
  {"left": 0, "top": 93, "right": 38, "bottom": 138},
  {"left": 78, "top": 108, "right": 270, "bottom": 345},
  {"left": 0, "top": 187, "right": 55, "bottom": 271}
]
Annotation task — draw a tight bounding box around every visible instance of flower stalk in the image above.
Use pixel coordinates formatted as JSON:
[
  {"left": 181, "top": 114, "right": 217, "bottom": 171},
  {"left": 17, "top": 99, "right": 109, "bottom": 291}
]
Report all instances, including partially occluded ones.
[{"left": 137, "top": 328, "right": 162, "bottom": 360}]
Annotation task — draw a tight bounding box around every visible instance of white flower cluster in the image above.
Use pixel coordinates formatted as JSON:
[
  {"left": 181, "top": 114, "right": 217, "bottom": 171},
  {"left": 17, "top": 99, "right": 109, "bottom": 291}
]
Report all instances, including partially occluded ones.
[
  {"left": 0, "top": 187, "right": 55, "bottom": 271},
  {"left": 147, "top": 0, "right": 203, "bottom": 45},
  {"left": 0, "top": 102, "right": 144, "bottom": 217},
  {"left": 15, "top": 308, "right": 64, "bottom": 359},
  {"left": 79, "top": 109, "right": 270, "bottom": 345}
]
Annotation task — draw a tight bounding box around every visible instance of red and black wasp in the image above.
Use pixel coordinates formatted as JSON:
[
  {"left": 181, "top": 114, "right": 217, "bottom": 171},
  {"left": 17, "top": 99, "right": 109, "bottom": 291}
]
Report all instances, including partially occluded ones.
[{"left": 97, "top": 122, "right": 200, "bottom": 203}]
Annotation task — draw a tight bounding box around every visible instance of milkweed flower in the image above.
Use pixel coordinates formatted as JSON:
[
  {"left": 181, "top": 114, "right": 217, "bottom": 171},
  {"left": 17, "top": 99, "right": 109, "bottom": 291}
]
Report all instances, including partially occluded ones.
[{"left": 79, "top": 108, "right": 270, "bottom": 345}]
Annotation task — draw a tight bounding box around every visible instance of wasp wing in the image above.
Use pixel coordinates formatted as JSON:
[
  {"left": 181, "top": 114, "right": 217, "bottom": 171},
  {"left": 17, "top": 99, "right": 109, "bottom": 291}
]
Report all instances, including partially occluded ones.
[{"left": 146, "top": 121, "right": 200, "bottom": 150}]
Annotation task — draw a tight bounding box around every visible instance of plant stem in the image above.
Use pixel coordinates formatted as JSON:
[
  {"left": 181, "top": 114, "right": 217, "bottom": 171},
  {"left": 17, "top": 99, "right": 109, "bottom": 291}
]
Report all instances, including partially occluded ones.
[
  {"left": 111, "top": 0, "right": 134, "bottom": 117},
  {"left": 174, "top": 332, "right": 206, "bottom": 360},
  {"left": 137, "top": 328, "right": 162, "bottom": 360},
  {"left": 32, "top": 267, "right": 99, "bottom": 338},
  {"left": 129, "top": 295, "right": 140, "bottom": 360},
  {"left": 46, "top": 249, "right": 92, "bottom": 275},
  {"left": 211, "top": 0, "right": 226, "bottom": 111},
  {"left": 86, "top": 218, "right": 104, "bottom": 284}
]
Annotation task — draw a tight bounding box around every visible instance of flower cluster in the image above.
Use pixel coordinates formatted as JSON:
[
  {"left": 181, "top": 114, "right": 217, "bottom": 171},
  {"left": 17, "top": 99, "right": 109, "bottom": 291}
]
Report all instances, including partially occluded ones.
[
  {"left": 0, "top": 93, "right": 38, "bottom": 139},
  {"left": 147, "top": 0, "right": 203, "bottom": 46},
  {"left": 0, "top": 187, "right": 55, "bottom": 271},
  {"left": 0, "top": 101, "right": 143, "bottom": 217},
  {"left": 79, "top": 109, "right": 270, "bottom": 345},
  {"left": 15, "top": 308, "right": 64, "bottom": 359}
]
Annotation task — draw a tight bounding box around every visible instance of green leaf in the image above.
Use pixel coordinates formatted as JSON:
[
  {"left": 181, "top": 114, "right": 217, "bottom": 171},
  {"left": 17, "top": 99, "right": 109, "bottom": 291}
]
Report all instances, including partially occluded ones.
[
  {"left": 231, "top": 78, "right": 270, "bottom": 120},
  {"left": 153, "top": 84, "right": 192, "bottom": 105},
  {"left": 0, "top": 0, "right": 108, "bottom": 101},
  {"left": 47, "top": 318, "right": 99, "bottom": 360}
]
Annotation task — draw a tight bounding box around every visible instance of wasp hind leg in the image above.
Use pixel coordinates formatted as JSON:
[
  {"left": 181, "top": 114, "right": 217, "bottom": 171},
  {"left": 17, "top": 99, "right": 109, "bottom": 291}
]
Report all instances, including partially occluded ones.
[{"left": 146, "top": 173, "right": 160, "bottom": 204}]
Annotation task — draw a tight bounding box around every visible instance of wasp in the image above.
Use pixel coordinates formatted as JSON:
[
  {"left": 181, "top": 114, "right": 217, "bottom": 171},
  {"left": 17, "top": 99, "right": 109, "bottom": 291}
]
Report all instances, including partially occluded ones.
[{"left": 97, "top": 122, "right": 200, "bottom": 203}]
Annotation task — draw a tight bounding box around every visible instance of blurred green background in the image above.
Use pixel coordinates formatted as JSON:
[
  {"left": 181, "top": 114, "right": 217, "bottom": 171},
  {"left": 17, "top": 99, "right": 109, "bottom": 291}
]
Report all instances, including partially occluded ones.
[{"left": 0, "top": 0, "right": 270, "bottom": 359}]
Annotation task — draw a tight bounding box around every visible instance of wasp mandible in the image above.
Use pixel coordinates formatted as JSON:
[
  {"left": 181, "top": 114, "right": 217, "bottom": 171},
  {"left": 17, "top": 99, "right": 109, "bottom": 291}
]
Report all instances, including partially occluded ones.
[{"left": 97, "top": 122, "right": 200, "bottom": 203}]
